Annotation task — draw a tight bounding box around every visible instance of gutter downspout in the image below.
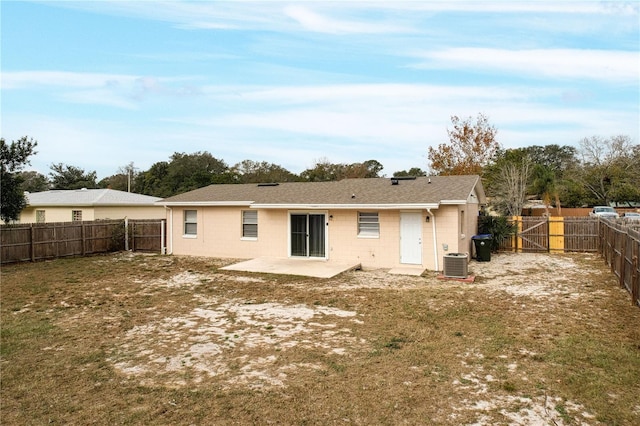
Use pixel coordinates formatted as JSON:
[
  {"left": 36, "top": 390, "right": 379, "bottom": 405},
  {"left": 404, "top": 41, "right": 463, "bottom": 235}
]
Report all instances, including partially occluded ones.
[
  {"left": 427, "top": 208, "right": 439, "bottom": 271},
  {"left": 164, "top": 206, "right": 173, "bottom": 255}
]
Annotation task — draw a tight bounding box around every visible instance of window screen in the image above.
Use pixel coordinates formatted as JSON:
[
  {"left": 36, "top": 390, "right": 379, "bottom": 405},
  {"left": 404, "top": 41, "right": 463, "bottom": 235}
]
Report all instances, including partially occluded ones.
[
  {"left": 242, "top": 210, "right": 258, "bottom": 238},
  {"left": 184, "top": 210, "right": 197, "bottom": 235},
  {"left": 358, "top": 212, "right": 379, "bottom": 237}
]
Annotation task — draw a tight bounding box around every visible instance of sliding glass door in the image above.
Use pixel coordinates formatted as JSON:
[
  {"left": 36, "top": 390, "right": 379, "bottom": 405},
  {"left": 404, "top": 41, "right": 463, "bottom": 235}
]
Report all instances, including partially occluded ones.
[{"left": 290, "top": 213, "right": 326, "bottom": 258}]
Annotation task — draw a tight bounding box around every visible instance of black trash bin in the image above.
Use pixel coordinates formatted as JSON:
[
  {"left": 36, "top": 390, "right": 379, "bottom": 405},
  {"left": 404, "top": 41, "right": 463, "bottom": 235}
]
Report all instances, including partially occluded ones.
[{"left": 472, "top": 234, "right": 492, "bottom": 262}]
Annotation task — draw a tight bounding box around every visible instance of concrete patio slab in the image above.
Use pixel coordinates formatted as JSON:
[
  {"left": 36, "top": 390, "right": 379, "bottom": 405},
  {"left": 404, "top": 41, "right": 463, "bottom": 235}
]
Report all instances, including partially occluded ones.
[
  {"left": 388, "top": 266, "right": 426, "bottom": 276},
  {"left": 220, "top": 257, "right": 362, "bottom": 279}
]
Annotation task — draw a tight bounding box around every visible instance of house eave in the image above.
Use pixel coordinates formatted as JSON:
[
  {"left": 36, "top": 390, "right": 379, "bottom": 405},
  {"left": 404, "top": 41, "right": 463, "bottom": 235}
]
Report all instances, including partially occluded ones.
[
  {"left": 250, "top": 203, "right": 440, "bottom": 210},
  {"left": 157, "top": 201, "right": 254, "bottom": 207},
  {"left": 27, "top": 203, "right": 160, "bottom": 207}
]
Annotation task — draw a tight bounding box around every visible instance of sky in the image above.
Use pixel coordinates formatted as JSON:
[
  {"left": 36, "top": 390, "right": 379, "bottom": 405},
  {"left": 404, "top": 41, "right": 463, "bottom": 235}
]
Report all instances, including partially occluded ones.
[{"left": 1, "top": 1, "right": 638, "bottom": 180}]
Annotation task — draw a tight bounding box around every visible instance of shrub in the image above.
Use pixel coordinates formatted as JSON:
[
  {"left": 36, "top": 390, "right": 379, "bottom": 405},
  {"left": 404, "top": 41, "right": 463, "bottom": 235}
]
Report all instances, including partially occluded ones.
[{"left": 478, "top": 215, "right": 516, "bottom": 252}]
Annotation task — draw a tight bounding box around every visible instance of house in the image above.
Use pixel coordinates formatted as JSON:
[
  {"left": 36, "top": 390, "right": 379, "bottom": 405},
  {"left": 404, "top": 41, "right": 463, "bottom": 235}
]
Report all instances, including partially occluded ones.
[
  {"left": 159, "top": 176, "right": 486, "bottom": 272},
  {"left": 18, "top": 188, "right": 165, "bottom": 223}
]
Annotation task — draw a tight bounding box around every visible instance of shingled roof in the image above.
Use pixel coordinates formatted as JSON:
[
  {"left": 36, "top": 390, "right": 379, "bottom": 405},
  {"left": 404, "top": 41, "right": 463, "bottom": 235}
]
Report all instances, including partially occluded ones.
[
  {"left": 26, "top": 189, "right": 162, "bottom": 206},
  {"left": 159, "top": 176, "right": 485, "bottom": 209}
]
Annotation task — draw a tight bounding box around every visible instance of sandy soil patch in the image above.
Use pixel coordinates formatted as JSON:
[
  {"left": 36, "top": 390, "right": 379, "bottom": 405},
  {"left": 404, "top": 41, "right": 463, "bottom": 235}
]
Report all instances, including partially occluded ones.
[{"left": 111, "top": 293, "right": 362, "bottom": 389}]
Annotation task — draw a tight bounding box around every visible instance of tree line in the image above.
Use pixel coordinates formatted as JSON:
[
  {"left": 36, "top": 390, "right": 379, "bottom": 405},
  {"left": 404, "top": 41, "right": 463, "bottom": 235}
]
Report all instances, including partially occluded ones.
[
  {"left": 15, "top": 155, "right": 387, "bottom": 199},
  {"left": 426, "top": 113, "right": 639, "bottom": 215},
  {"left": 2, "top": 113, "right": 639, "bottom": 222}
]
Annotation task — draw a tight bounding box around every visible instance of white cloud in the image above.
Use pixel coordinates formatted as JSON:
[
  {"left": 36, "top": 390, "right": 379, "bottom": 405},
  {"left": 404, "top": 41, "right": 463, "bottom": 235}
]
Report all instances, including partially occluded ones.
[
  {"left": 183, "top": 81, "right": 638, "bottom": 155},
  {"left": 399, "top": 1, "right": 638, "bottom": 15},
  {"left": 46, "top": 1, "right": 639, "bottom": 34},
  {"left": 1, "top": 71, "right": 195, "bottom": 90},
  {"left": 205, "top": 83, "right": 551, "bottom": 106},
  {"left": 409, "top": 48, "right": 639, "bottom": 83},
  {"left": 282, "top": 5, "right": 412, "bottom": 34},
  {"left": 1, "top": 71, "right": 138, "bottom": 90},
  {"left": 1, "top": 71, "right": 201, "bottom": 108}
]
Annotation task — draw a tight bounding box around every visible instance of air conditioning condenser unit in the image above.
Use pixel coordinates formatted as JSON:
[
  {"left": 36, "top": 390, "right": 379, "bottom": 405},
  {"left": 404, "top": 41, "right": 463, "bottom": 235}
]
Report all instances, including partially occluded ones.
[{"left": 443, "top": 253, "right": 468, "bottom": 278}]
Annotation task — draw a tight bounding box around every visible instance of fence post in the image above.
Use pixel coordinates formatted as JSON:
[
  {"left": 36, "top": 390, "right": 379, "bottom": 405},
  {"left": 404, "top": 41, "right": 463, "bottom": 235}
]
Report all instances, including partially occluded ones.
[
  {"left": 633, "top": 255, "right": 639, "bottom": 307},
  {"left": 124, "top": 218, "right": 129, "bottom": 251},
  {"left": 30, "top": 223, "right": 35, "bottom": 262},
  {"left": 54, "top": 223, "right": 59, "bottom": 258},
  {"left": 549, "top": 216, "right": 564, "bottom": 253},
  {"left": 513, "top": 216, "right": 521, "bottom": 253},
  {"left": 619, "top": 229, "right": 627, "bottom": 288},
  {"left": 81, "top": 222, "right": 86, "bottom": 256}
]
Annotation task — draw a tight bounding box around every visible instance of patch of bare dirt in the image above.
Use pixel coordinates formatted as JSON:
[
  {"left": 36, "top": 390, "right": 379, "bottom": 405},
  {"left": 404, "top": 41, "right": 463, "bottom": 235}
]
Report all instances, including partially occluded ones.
[
  {"left": 111, "top": 290, "right": 363, "bottom": 389},
  {"left": 104, "top": 252, "right": 611, "bottom": 424}
]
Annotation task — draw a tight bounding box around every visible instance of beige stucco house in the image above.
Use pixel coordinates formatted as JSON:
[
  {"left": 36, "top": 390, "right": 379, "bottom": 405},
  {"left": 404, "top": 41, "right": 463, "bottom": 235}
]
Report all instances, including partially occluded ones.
[
  {"left": 159, "top": 176, "right": 486, "bottom": 272},
  {"left": 19, "top": 189, "right": 165, "bottom": 223}
]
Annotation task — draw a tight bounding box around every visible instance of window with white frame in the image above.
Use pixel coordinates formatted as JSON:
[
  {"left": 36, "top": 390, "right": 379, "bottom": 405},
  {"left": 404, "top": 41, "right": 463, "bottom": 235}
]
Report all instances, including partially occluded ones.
[
  {"left": 184, "top": 210, "right": 197, "bottom": 236},
  {"left": 358, "top": 212, "right": 379, "bottom": 237},
  {"left": 36, "top": 210, "right": 46, "bottom": 223},
  {"left": 72, "top": 210, "right": 82, "bottom": 222},
  {"left": 242, "top": 210, "right": 258, "bottom": 238}
]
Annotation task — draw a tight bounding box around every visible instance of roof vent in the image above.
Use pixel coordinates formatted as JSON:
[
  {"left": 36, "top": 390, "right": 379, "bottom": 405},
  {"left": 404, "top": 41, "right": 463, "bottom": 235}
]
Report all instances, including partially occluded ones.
[
  {"left": 391, "top": 176, "right": 417, "bottom": 180},
  {"left": 257, "top": 183, "right": 279, "bottom": 187},
  {"left": 391, "top": 178, "right": 399, "bottom": 185}
]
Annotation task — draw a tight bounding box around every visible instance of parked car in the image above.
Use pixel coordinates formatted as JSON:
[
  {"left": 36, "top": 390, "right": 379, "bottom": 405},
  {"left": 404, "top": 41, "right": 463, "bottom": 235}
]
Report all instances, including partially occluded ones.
[
  {"left": 589, "top": 206, "right": 619, "bottom": 218},
  {"left": 621, "top": 212, "right": 640, "bottom": 222}
]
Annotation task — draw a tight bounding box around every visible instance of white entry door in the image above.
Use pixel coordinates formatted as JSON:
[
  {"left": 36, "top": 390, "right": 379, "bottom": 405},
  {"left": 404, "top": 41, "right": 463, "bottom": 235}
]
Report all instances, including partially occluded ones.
[{"left": 400, "top": 212, "right": 422, "bottom": 264}]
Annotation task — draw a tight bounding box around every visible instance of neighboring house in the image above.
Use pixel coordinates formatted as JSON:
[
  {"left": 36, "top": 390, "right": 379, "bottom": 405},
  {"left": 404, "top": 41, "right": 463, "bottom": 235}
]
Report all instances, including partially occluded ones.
[
  {"left": 159, "top": 176, "right": 486, "bottom": 271},
  {"left": 18, "top": 189, "right": 165, "bottom": 223}
]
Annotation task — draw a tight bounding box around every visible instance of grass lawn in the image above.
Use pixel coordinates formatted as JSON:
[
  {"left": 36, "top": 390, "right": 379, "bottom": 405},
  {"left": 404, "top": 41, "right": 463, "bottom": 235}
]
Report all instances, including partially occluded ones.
[{"left": 1, "top": 252, "right": 639, "bottom": 425}]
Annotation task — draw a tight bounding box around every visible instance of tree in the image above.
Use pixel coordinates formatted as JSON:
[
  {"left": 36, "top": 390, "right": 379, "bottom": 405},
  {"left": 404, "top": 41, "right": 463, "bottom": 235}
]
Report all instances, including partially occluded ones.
[
  {"left": 137, "top": 152, "right": 233, "bottom": 197},
  {"left": 49, "top": 163, "right": 98, "bottom": 189},
  {"left": 300, "top": 158, "right": 340, "bottom": 182},
  {"left": 527, "top": 144, "right": 577, "bottom": 213},
  {"left": 393, "top": 167, "right": 427, "bottom": 177},
  {"left": 485, "top": 149, "right": 532, "bottom": 216},
  {"left": 137, "top": 161, "right": 171, "bottom": 197},
  {"left": 531, "top": 164, "right": 557, "bottom": 215},
  {"left": 18, "top": 170, "right": 50, "bottom": 193},
  {"left": 98, "top": 162, "right": 139, "bottom": 192},
  {"left": 300, "top": 158, "right": 384, "bottom": 182},
  {"left": 167, "top": 152, "right": 232, "bottom": 193},
  {"left": 525, "top": 144, "right": 577, "bottom": 177},
  {"left": 343, "top": 159, "right": 384, "bottom": 178},
  {"left": 1, "top": 136, "right": 38, "bottom": 222},
  {"left": 428, "top": 113, "right": 500, "bottom": 175},
  {"left": 232, "top": 160, "right": 299, "bottom": 184},
  {"left": 569, "top": 135, "right": 639, "bottom": 205}
]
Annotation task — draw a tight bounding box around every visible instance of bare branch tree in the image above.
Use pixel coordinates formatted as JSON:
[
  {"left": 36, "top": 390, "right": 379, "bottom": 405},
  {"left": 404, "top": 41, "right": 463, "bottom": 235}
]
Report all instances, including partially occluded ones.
[
  {"left": 493, "top": 155, "right": 532, "bottom": 216},
  {"left": 574, "top": 135, "right": 639, "bottom": 205}
]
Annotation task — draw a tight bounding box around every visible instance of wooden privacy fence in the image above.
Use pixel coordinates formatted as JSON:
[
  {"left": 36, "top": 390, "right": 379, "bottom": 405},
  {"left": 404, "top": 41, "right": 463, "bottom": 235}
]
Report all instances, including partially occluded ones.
[
  {"left": 1, "top": 220, "right": 124, "bottom": 264},
  {"left": 500, "top": 216, "right": 599, "bottom": 253},
  {"left": 126, "top": 219, "right": 166, "bottom": 253},
  {"left": 599, "top": 219, "right": 640, "bottom": 307},
  {"left": 1, "top": 219, "right": 166, "bottom": 264},
  {"left": 496, "top": 216, "right": 639, "bottom": 307}
]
